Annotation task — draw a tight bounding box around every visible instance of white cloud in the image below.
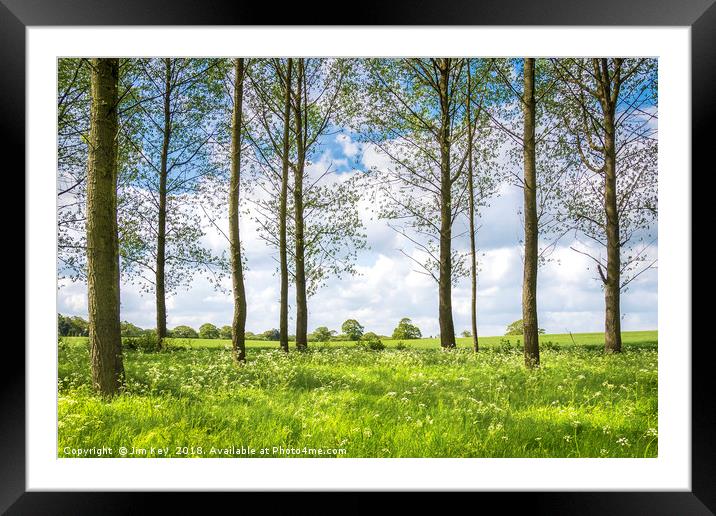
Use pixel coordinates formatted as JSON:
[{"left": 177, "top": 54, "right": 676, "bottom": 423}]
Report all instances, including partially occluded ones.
[
  {"left": 57, "top": 279, "right": 87, "bottom": 313},
  {"left": 360, "top": 142, "right": 393, "bottom": 172},
  {"left": 335, "top": 134, "right": 359, "bottom": 157}
]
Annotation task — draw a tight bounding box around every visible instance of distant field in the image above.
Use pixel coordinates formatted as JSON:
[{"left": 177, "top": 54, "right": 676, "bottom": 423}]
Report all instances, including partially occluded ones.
[
  {"left": 61, "top": 330, "right": 658, "bottom": 351},
  {"left": 58, "top": 331, "right": 657, "bottom": 458}
]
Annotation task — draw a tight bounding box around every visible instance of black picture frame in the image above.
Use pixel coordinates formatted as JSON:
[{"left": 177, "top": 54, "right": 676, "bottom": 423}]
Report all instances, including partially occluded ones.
[{"left": 5, "top": 0, "right": 712, "bottom": 512}]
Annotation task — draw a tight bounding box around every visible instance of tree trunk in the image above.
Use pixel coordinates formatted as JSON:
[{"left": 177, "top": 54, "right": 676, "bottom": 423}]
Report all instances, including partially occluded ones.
[
  {"left": 592, "top": 59, "right": 623, "bottom": 354},
  {"left": 155, "top": 58, "right": 171, "bottom": 347},
  {"left": 293, "top": 59, "right": 308, "bottom": 351},
  {"left": 86, "top": 58, "right": 124, "bottom": 396},
  {"left": 522, "top": 58, "right": 540, "bottom": 368},
  {"left": 603, "top": 110, "right": 622, "bottom": 353},
  {"left": 437, "top": 58, "right": 456, "bottom": 349},
  {"left": 279, "top": 59, "right": 292, "bottom": 353},
  {"left": 229, "top": 58, "right": 248, "bottom": 363},
  {"left": 466, "top": 61, "right": 479, "bottom": 352}
]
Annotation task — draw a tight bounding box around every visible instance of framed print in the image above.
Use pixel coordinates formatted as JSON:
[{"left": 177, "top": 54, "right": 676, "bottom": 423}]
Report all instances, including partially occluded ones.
[{"left": 5, "top": 0, "right": 713, "bottom": 512}]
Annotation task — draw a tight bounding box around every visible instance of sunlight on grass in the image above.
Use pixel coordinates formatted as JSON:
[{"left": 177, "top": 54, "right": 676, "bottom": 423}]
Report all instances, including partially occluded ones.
[{"left": 58, "top": 331, "right": 657, "bottom": 458}]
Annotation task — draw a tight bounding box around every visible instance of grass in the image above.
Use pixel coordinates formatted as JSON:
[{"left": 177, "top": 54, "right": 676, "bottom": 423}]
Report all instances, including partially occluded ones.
[{"left": 58, "top": 330, "right": 657, "bottom": 458}]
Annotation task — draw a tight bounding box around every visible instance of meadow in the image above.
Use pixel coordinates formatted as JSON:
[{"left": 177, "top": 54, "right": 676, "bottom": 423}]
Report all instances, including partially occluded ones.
[{"left": 58, "top": 331, "right": 658, "bottom": 458}]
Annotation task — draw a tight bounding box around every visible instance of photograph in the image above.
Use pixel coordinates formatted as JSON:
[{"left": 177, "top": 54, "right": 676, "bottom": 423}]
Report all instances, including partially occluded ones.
[
  {"left": 0, "top": 0, "right": 710, "bottom": 503},
  {"left": 56, "top": 56, "right": 659, "bottom": 459}
]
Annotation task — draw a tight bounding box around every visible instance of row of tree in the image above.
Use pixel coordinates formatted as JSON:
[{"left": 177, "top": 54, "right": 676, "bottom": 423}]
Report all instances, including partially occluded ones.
[
  {"left": 58, "top": 314, "right": 423, "bottom": 343},
  {"left": 358, "top": 58, "right": 656, "bottom": 365},
  {"left": 61, "top": 312, "right": 536, "bottom": 341},
  {"left": 61, "top": 57, "right": 656, "bottom": 395}
]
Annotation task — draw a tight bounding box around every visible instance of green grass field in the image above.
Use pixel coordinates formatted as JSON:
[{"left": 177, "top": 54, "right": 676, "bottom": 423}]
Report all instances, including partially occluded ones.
[{"left": 58, "top": 331, "right": 657, "bottom": 458}]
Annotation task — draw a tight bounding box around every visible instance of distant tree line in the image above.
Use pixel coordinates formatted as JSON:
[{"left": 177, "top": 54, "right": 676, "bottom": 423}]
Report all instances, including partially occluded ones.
[
  {"left": 57, "top": 314, "right": 89, "bottom": 337},
  {"left": 60, "top": 313, "right": 554, "bottom": 342},
  {"left": 58, "top": 314, "right": 425, "bottom": 344}
]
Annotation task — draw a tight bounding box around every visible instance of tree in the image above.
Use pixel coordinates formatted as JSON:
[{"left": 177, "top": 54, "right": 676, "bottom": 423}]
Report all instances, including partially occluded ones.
[
  {"left": 71, "top": 316, "right": 90, "bottom": 336},
  {"left": 488, "top": 58, "right": 572, "bottom": 367},
  {"left": 247, "top": 58, "right": 366, "bottom": 351},
  {"left": 229, "top": 57, "right": 248, "bottom": 362},
  {"left": 219, "top": 325, "right": 233, "bottom": 340},
  {"left": 172, "top": 325, "right": 198, "bottom": 339},
  {"left": 291, "top": 57, "right": 309, "bottom": 351},
  {"left": 290, "top": 59, "right": 366, "bottom": 349},
  {"left": 505, "top": 319, "right": 545, "bottom": 336},
  {"left": 392, "top": 318, "right": 422, "bottom": 340},
  {"left": 57, "top": 58, "right": 91, "bottom": 282},
  {"left": 360, "top": 332, "right": 385, "bottom": 350},
  {"left": 199, "top": 323, "right": 220, "bottom": 339},
  {"left": 244, "top": 58, "right": 293, "bottom": 352},
  {"left": 58, "top": 314, "right": 72, "bottom": 336},
  {"left": 361, "top": 332, "right": 382, "bottom": 342},
  {"left": 119, "top": 58, "right": 226, "bottom": 348},
  {"left": 463, "top": 58, "right": 502, "bottom": 352},
  {"left": 86, "top": 58, "right": 125, "bottom": 396},
  {"left": 553, "top": 58, "right": 657, "bottom": 353},
  {"left": 262, "top": 328, "right": 280, "bottom": 341},
  {"left": 57, "top": 58, "right": 143, "bottom": 283},
  {"left": 465, "top": 61, "right": 479, "bottom": 352},
  {"left": 278, "top": 59, "right": 292, "bottom": 353},
  {"left": 461, "top": 330, "right": 472, "bottom": 338},
  {"left": 522, "top": 58, "right": 540, "bottom": 367},
  {"left": 120, "top": 321, "right": 144, "bottom": 337},
  {"left": 58, "top": 314, "right": 90, "bottom": 337},
  {"left": 359, "top": 58, "right": 483, "bottom": 349},
  {"left": 341, "top": 319, "right": 365, "bottom": 341},
  {"left": 311, "top": 326, "right": 335, "bottom": 343}
]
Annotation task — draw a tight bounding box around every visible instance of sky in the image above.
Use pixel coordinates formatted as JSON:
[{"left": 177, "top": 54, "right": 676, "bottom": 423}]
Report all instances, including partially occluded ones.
[{"left": 57, "top": 132, "right": 658, "bottom": 338}]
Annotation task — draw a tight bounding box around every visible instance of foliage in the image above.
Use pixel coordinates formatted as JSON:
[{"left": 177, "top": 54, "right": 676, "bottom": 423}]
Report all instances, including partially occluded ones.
[
  {"left": 359, "top": 332, "right": 385, "bottom": 351},
  {"left": 490, "top": 58, "right": 574, "bottom": 262},
  {"left": 341, "top": 319, "right": 365, "bottom": 341},
  {"left": 311, "top": 326, "right": 336, "bottom": 343},
  {"left": 219, "top": 325, "right": 233, "bottom": 340},
  {"left": 57, "top": 58, "right": 91, "bottom": 281},
  {"left": 245, "top": 58, "right": 368, "bottom": 297},
  {"left": 392, "top": 318, "right": 422, "bottom": 340},
  {"left": 262, "top": 329, "right": 280, "bottom": 341},
  {"left": 120, "top": 321, "right": 145, "bottom": 337},
  {"left": 171, "top": 325, "right": 198, "bottom": 339},
  {"left": 552, "top": 58, "right": 658, "bottom": 289},
  {"left": 199, "top": 323, "right": 220, "bottom": 340},
  {"left": 118, "top": 58, "right": 228, "bottom": 296},
  {"left": 57, "top": 314, "right": 89, "bottom": 337},
  {"left": 355, "top": 58, "right": 502, "bottom": 285},
  {"left": 505, "top": 319, "right": 546, "bottom": 336},
  {"left": 123, "top": 332, "right": 160, "bottom": 352}
]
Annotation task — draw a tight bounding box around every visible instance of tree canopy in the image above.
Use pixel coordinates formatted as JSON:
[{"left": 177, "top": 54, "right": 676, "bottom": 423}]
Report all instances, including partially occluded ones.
[{"left": 392, "top": 318, "right": 422, "bottom": 340}]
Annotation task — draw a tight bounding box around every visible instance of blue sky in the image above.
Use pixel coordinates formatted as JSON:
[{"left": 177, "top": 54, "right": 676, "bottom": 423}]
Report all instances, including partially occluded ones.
[{"left": 57, "top": 132, "right": 657, "bottom": 338}]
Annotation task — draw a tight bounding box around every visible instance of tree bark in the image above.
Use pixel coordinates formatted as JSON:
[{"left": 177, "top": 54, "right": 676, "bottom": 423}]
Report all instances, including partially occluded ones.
[
  {"left": 437, "top": 58, "right": 456, "bottom": 349},
  {"left": 293, "top": 59, "right": 308, "bottom": 350},
  {"left": 595, "top": 58, "right": 622, "bottom": 354},
  {"left": 602, "top": 109, "right": 622, "bottom": 353},
  {"left": 522, "top": 58, "right": 540, "bottom": 368},
  {"left": 229, "top": 58, "right": 248, "bottom": 363},
  {"left": 279, "top": 59, "right": 292, "bottom": 353},
  {"left": 466, "top": 61, "right": 479, "bottom": 352},
  {"left": 86, "top": 58, "right": 124, "bottom": 396},
  {"left": 155, "top": 57, "right": 171, "bottom": 347}
]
